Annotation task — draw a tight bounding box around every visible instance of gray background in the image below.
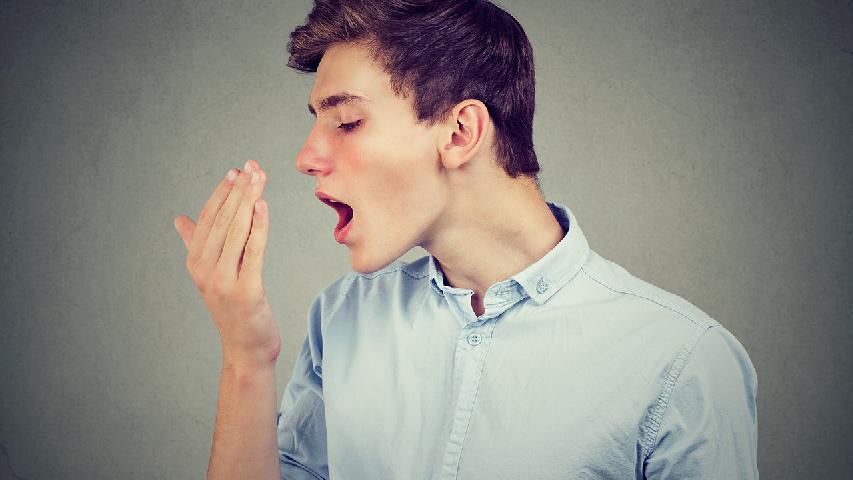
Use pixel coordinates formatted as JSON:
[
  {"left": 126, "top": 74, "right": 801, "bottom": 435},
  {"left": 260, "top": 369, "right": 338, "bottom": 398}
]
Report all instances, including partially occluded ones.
[{"left": 1, "top": 0, "right": 851, "bottom": 478}]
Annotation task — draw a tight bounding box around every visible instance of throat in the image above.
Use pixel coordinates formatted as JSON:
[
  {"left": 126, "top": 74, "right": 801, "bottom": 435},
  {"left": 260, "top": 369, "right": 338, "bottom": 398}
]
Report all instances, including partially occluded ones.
[{"left": 471, "top": 292, "right": 485, "bottom": 317}]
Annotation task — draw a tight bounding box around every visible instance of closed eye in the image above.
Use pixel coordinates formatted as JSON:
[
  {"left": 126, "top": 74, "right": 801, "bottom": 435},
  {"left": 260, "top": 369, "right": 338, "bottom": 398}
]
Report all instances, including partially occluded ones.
[{"left": 338, "top": 120, "right": 362, "bottom": 132}]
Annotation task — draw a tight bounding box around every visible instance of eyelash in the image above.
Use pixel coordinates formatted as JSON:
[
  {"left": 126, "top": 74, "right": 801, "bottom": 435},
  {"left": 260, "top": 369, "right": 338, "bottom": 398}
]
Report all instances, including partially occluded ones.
[{"left": 337, "top": 120, "right": 362, "bottom": 132}]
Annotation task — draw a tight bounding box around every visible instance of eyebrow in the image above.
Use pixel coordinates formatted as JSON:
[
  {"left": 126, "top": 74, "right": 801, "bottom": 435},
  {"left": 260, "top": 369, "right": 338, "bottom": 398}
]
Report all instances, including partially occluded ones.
[{"left": 307, "top": 92, "right": 367, "bottom": 116}]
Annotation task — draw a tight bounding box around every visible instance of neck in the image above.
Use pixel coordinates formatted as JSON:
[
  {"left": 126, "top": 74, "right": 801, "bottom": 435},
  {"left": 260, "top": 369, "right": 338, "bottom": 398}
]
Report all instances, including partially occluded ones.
[{"left": 423, "top": 174, "right": 566, "bottom": 314}]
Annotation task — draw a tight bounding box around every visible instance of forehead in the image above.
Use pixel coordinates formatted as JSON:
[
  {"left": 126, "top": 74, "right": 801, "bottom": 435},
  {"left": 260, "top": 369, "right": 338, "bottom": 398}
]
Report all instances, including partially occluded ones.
[{"left": 309, "top": 43, "right": 398, "bottom": 113}]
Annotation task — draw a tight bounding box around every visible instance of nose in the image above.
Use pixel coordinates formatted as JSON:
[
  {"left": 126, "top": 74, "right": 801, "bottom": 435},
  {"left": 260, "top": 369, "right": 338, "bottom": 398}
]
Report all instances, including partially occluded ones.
[{"left": 295, "top": 124, "right": 332, "bottom": 177}]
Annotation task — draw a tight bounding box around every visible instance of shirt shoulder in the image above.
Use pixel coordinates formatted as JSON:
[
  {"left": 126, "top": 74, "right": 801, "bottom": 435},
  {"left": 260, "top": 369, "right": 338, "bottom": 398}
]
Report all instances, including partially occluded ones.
[
  {"left": 308, "top": 256, "right": 432, "bottom": 333},
  {"left": 348, "top": 255, "right": 432, "bottom": 297},
  {"left": 574, "top": 251, "right": 757, "bottom": 473},
  {"left": 577, "top": 249, "right": 718, "bottom": 333},
  {"left": 643, "top": 316, "right": 759, "bottom": 477}
]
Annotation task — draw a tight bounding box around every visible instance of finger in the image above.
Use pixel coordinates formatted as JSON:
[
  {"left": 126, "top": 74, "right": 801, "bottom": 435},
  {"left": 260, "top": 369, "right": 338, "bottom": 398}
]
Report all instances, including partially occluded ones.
[
  {"left": 174, "top": 215, "right": 196, "bottom": 251},
  {"left": 199, "top": 161, "right": 255, "bottom": 269},
  {"left": 220, "top": 165, "right": 267, "bottom": 275},
  {"left": 239, "top": 197, "right": 269, "bottom": 289},
  {"left": 187, "top": 168, "right": 239, "bottom": 264}
]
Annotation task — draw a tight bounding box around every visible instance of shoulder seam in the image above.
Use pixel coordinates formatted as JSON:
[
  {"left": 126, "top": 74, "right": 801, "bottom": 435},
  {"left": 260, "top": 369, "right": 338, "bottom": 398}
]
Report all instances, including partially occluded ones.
[
  {"left": 580, "top": 265, "right": 710, "bottom": 329},
  {"left": 357, "top": 262, "right": 428, "bottom": 280},
  {"left": 356, "top": 263, "right": 403, "bottom": 280},
  {"left": 400, "top": 265, "right": 428, "bottom": 279},
  {"left": 640, "top": 327, "right": 711, "bottom": 459}
]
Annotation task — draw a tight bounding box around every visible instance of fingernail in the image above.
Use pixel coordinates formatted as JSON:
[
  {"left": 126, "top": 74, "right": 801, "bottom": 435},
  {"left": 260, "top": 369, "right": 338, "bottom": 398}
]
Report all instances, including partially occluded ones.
[
  {"left": 244, "top": 160, "right": 254, "bottom": 173},
  {"left": 251, "top": 171, "right": 259, "bottom": 184},
  {"left": 225, "top": 169, "right": 237, "bottom": 182}
]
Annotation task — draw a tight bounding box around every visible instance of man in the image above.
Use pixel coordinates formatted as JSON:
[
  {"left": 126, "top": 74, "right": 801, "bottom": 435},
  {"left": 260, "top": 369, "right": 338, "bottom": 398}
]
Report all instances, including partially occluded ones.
[{"left": 174, "top": 0, "right": 758, "bottom": 478}]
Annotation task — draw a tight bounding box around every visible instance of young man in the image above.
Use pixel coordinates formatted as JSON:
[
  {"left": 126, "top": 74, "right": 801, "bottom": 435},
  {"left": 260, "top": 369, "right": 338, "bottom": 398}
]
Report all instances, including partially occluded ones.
[{"left": 175, "top": 1, "right": 758, "bottom": 478}]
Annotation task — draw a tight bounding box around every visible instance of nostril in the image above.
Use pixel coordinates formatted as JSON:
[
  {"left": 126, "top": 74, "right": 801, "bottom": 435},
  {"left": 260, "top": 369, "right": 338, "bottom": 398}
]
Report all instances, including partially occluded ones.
[{"left": 295, "top": 143, "right": 331, "bottom": 176}]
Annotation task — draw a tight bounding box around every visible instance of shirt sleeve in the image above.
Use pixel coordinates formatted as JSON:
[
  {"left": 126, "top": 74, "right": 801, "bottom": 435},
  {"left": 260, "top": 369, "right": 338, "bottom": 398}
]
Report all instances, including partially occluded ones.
[
  {"left": 276, "top": 294, "right": 330, "bottom": 480},
  {"left": 643, "top": 325, "right": 759, "bottom": 479}
]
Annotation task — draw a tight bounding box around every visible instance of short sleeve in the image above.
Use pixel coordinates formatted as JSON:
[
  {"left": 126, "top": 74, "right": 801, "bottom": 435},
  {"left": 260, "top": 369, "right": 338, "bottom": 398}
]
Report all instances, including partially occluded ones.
[{"left": 643, "top": 325, "right": 759, "bottom": 479}]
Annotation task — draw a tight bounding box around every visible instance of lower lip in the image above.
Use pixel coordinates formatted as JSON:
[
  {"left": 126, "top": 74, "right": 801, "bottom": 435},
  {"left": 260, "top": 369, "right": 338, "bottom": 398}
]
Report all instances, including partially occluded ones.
[{"left": 334, "top": 219, "right": 352, "bottom": 244}]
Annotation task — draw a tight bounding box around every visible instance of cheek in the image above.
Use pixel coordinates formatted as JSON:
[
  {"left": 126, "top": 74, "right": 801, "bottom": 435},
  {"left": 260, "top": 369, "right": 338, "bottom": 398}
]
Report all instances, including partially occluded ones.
[
  {"left": 353, "top": 130, "right": 438, "bottom": 227},
  {"left": 361, "top": 120, "right": 433, "bottom": 172}
]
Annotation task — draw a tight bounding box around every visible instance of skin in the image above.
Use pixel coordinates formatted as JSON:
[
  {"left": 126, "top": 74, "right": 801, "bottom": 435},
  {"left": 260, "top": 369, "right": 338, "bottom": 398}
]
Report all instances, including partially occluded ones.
[
  {"left": 298, "top": 43, "right": 565, "bottom": 314},
  {"left": 299, "top": 42, "right": 446, "bottom": 274},
  {"left": 173, "top": 41, "right": 564, "bottom": 479},
  {"left": 174, "top": 160, "right": 279, "bottom": 479}
]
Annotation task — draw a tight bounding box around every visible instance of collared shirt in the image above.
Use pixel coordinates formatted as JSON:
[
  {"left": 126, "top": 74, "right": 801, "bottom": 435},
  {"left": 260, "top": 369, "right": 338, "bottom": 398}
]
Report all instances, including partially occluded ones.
[{"left": 276, "top": 202, "right": 758, "bottom": 480}]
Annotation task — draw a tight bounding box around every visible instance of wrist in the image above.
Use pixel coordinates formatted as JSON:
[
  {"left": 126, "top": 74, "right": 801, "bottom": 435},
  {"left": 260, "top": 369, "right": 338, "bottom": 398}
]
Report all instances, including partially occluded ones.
[
  {"left": 220, "top": 336, "right": 281, "bottom": 369},
  {"left": 221, "top": 347, "right": 279, "bottom": 373},
  {"left": 220, "top": 359, "right": 277, "bottom": 390}
]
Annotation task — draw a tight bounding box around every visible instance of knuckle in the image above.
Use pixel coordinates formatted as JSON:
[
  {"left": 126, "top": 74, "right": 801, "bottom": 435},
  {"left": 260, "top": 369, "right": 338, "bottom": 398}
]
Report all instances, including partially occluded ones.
[
  {"left": 198, "top": 209, "right": 214, "bottom": 227},
  {"left": 213, "top": 211, "right": 230, "bottom": 228},
  {"left": 190, "top": 267, "right": 211, "bottom": 293},
  {"left": 221, "top": 236, "right": 237, "bottom": 255},
  {"left": 227, "top": 217, "right": 243, "bottom": 238},
  {"left": 243, "top": 243, "right": 263, "bottom": 259},
  {"left": 210, "top": 273, "right": 234, "bottom": 297}
]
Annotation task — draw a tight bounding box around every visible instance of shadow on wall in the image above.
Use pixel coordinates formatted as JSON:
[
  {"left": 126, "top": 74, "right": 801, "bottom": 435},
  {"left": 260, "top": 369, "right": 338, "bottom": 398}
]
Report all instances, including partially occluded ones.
[{"left": 0, "top": 443, "right": 28, "bottom": 480}]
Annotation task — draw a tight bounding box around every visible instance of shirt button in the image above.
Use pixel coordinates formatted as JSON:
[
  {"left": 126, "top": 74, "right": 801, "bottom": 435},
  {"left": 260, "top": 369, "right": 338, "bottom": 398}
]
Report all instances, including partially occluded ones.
[
  {"left": 467, "top": 333, "right": 482, "bottom": 346},
  {"left": 536, "top": 277, "right": 549, "bottom": 294}
]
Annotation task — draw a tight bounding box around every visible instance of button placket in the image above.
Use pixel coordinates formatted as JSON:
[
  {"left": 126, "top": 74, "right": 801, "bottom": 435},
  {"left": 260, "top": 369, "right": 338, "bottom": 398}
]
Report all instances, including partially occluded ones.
[{"left": 443, "top": 320, "right": 496, "bottom": 478}]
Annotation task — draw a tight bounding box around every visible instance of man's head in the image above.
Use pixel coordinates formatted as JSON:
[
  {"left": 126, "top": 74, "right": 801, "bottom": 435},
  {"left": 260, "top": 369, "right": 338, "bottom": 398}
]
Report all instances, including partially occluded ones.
[
  {"left": 289, "top": 0, "right": 539, "bottom": 273},
  {"left": 289, "top": 0, "right": 538, "bottom": 178}
]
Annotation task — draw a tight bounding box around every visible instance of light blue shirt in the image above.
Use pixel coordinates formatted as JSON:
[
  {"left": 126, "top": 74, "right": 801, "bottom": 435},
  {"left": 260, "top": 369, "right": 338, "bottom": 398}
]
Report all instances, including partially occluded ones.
[{"left": 277, "top": 202, "right": 758, "bottom": 479}]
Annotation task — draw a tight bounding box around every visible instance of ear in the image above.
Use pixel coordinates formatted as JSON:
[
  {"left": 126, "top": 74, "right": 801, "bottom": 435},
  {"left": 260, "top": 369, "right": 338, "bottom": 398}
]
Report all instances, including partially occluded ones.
[{"left": 438, "top": 99, "right": 491, "bottom": 170}]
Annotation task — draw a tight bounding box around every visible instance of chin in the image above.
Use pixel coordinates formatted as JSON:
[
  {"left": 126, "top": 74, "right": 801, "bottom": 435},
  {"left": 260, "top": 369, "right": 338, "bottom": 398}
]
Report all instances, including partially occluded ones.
[{"left": 348, "top": 244, "right": 406, "bottom": 275}]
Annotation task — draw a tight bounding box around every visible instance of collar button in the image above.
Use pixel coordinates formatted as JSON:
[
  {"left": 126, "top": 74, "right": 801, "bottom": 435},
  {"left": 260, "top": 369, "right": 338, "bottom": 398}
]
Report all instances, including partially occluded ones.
[{"left": 536, "top": 277, "right": 549, "bottom": 294}]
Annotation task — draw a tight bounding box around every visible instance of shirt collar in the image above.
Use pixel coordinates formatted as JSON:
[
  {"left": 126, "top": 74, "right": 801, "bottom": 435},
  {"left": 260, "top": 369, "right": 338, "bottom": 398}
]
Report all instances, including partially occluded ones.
[{"left": 428, "top": 201, "right": 590, "bottom": 305}]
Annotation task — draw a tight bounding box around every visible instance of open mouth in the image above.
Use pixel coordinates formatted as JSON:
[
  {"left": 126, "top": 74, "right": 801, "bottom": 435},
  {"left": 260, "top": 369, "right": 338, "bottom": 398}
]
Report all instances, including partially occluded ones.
[
  {"left": 316, "top": 192, "right": 354, "bottom": 240},
  {"left": 328, "top": 200, "right": 353, "bottom": 232}
]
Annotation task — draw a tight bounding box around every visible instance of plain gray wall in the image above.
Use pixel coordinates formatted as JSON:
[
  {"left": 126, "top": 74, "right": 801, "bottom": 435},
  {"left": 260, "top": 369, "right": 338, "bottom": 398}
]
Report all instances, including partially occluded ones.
[{"left": 1, "top": 0, "right": 851, "bottom": 478}]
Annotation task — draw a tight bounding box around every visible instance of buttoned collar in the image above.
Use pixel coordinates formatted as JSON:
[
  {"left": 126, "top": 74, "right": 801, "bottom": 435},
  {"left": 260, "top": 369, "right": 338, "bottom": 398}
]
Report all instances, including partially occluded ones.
[{"left": 428, "top": 201, "right": 590, "bottom": 306}]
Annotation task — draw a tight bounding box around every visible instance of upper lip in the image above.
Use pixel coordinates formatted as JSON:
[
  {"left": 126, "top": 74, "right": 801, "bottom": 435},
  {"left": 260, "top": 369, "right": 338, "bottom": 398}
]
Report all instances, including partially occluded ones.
[{"left": 315, "top": 190, "right": 347, "bottom": 206}]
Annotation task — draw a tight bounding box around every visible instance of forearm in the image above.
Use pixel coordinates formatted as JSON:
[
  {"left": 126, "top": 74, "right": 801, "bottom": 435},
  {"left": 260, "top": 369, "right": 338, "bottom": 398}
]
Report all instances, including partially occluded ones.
[{"left": 207, "top": 360, "right": 280, "bottom": 480}]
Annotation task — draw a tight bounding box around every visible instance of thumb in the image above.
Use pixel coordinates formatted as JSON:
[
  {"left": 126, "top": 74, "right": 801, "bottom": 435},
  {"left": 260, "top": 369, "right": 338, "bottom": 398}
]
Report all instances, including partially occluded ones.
[{"left": 173, "top": 215, "right": 196, "bottom": 251}]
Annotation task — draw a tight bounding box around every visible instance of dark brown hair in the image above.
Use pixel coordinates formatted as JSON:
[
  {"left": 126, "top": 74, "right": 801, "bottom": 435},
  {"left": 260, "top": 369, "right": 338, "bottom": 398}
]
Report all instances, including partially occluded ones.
[{"left": 287, "top": 0, "right": 539, "bottom": 181}]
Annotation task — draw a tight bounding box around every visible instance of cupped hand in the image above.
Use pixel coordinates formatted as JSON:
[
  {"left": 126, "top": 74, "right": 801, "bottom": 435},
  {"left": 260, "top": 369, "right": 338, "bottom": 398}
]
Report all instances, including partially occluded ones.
[{"left": 174, "top": 160, "right": 281, "bottom": 368}]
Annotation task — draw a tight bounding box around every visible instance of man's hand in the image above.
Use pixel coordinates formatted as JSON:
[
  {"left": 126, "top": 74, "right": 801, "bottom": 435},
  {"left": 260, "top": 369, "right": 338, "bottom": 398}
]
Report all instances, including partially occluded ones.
[
  {"left": 175, "top": 160, "right": 282, "bottom": 479},
  {"left": 174, "top": 160, "right": 281, "bottom": 368}
]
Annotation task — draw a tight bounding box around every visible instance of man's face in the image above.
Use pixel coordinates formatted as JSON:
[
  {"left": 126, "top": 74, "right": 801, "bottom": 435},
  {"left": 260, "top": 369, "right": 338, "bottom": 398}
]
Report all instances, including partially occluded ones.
[{"left": 296, "top": 42, "right": 448, "bottom": 273}]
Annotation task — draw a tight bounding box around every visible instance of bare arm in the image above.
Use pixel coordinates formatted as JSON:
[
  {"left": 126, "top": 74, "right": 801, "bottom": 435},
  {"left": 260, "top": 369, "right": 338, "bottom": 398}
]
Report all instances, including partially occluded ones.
[
  {"left": 174, "top": 160, "right": 281, "bottom": 480},
  {"left": 208, "top": 361, "right": 279, "bottom": 479}
]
